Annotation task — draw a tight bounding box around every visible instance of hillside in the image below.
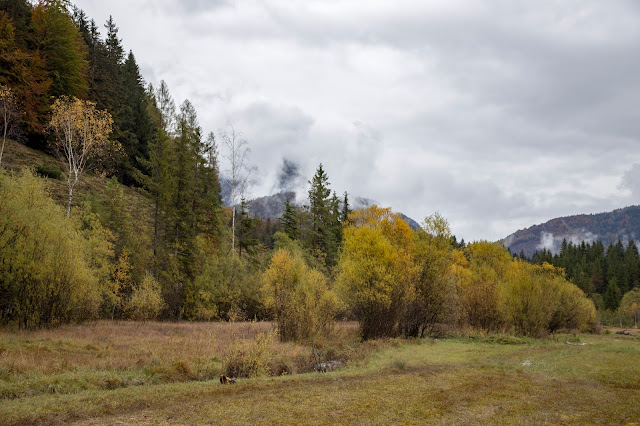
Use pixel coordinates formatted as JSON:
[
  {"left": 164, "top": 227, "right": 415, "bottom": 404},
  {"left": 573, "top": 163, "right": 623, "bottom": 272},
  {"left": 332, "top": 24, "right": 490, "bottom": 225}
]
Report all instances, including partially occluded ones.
[
  {"left": 1, "top": 139, "right": 154, "bottom": 229},
  {"left": 502, "top": 206, "right": 640, "bottom": 257}
]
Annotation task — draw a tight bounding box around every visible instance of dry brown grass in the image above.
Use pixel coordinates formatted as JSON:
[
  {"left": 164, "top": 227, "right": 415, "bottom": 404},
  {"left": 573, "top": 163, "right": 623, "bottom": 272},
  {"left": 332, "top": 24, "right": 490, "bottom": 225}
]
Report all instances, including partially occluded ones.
[
  {"left": 1, "top": 328, "right": 639, "bottom": 425},
  {"left": 0, "top": 321, "right": 361, "bottom": 400}
]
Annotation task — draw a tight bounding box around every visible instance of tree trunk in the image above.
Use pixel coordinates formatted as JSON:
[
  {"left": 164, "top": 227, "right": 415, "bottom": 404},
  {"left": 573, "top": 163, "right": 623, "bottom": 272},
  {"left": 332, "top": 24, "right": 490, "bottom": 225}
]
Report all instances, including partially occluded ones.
[
  {"left": 66, "top": 183, "right": 74, "bottom": 218},
  {"left": 0, "top": 112, "right": 7, "bottom": 167},
  {"left": 153, "top": 198, "right": 159, "bottom": 257},
  {"left": 231, "top": 205, "right": 236, "bottom": 255}
]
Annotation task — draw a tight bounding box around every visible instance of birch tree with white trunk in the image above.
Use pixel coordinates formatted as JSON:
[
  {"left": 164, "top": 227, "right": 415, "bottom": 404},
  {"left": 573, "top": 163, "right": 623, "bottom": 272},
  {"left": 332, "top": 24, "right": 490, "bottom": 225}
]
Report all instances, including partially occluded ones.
[
  {"left": 0, "top": 84, "right": 19, "bottom": 167},
  {"left": 220, "top": 123, "right": 255, "bottom": 255},
  {"left": 50, "top": 96, "right": 116, "bottom": 217}
]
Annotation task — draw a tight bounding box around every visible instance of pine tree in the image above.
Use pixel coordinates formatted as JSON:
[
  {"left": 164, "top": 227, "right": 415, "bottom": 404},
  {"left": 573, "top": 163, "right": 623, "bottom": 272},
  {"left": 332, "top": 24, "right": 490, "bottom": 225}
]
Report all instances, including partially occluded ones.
[
  {"left": 197, "top": 131, "right": 223, "bottom": 238},
  {"left": 625, "top": 240, "right": 640, "bottom": 289},
  {"left": 280, "top": 198, "right": 298, "bottom": 240},
  {"left": 307, "top": 164, "right": 332, "bottom": 264},
  {"left": 136, "top": 82, "right": 175, "bottom": 260},
  {"left": 237, "top": 198, "right": 258, "bottom": 258},
  {"left": 328, "top": 190, "right": 342, "bottom": 263},
  {"left": 340, "top": 191, "right": 351, "bottom": 223},
  {"left": 118, "top": 51, "right": 152, "bottom": 184},
  {"left": 604, "top": 278, "right": 622, "bottom": 311}
]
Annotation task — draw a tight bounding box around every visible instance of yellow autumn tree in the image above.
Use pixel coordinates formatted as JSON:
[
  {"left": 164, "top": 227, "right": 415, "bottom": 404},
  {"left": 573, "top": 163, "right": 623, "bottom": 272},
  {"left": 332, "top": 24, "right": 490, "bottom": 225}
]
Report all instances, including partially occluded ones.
[
  {"left": 126, "top": 272, "right": 165, "bottom": 322},
  {"left": 456, "top": 241, "right": 508, "bottom": 332},
  {"left": 501, "top": 261, "right": 597, "bottom": 336},
  {"left": 402, "top": 213, "right": 459, "bottom": 337},
  {"left": 0, "top": 170, "right": 101, "bottom": 328},
  {"left": 337, "top": 206, "right": 416, "bottom": 339},
  {"left": 619, "top": 288, "right": 640, "bottom": 328},
  {"left": 0, "top": 84, "right": 18, "bottom": 167},
  {"left": 262, "top": 248, "right": 339, "bottom": 342},
  {"left": 49, "top": 96, "right": 116, "bottom": 217},
  {"left": 457, "top": 241, "right": 597, "bottom": 336}
]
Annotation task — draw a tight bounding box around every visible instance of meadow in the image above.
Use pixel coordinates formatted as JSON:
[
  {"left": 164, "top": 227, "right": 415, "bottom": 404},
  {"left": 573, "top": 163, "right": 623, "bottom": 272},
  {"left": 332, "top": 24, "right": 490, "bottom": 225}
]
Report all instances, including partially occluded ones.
[{"left": 1, "top": 322, "right": 639, "bottom": 425}]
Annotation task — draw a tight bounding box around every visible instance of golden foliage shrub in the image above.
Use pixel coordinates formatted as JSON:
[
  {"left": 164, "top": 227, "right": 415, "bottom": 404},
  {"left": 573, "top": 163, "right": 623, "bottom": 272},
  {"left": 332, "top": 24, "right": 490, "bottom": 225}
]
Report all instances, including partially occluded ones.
[
  {"left": 126, "top": 272, "right": 165, "bottom": 321},
  {"left": 262, "top": 249, "right": 339, "bottom": 342},
  {"left": 458, "top": 242, "right": 597, "bottom": 336},
  {"left": 0, "top": 170, "right": 101, "bottom": 328}
]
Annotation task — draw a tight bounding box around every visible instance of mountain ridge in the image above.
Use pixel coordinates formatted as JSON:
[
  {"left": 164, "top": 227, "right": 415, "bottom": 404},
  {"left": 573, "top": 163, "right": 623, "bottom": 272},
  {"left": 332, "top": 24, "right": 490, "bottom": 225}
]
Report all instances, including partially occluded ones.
[{"left": 501, "top": 205, "right": 640, "bottom": 257}]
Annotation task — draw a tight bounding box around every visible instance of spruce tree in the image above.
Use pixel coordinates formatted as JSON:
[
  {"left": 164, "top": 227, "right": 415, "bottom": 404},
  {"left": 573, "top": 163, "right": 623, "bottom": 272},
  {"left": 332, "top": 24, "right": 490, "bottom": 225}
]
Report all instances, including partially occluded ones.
[
  {"left": 280, "top": 198, "right": 298, "bottom": 240},
  {"left": 340, "top": 191, "right": 351, "bottom": 223},
  {"left": 119, "top": 51, "right": 152, "bottom": 184},
  {"left": 237, "top": 198, "right": 258, "bottom": 258},
  {"left": 625, "top": 240, "right": 640, "bottom": 289},
  {"left": 307, "top": 164, "right": 332, "bottom": 265},
  {"left": 604, "top": 278, "right": 622, "bottom": 311}
]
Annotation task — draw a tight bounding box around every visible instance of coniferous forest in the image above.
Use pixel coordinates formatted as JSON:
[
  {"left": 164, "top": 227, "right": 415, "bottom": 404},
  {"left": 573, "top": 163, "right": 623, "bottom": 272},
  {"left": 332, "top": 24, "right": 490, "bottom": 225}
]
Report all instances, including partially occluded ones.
[
  {"left": 524, "top": 239, "right": 640, "bottom": 323},
  {"left": 1, "top": 0, "right": 638, "bottom": 338}
]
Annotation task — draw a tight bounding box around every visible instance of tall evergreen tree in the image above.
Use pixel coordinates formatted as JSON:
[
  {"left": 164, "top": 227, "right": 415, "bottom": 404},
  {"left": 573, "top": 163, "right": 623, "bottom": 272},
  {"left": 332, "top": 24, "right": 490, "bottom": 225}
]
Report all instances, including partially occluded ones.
[
  {"left": 604, "top": 278, "right": 622, "bottom": 311},
  {"left": 340, "top": 191, "right": 351, "bottom": 223},
  {"left": 306, "top": 164, "right": 343, "bottom": 267},
  {"left": 625, "top": 240, "right": 640, "bottom": 290},
  {"left": 237, "top": 198, "right": 258, "bottom": 258},
  {"left": 307, "top": 164, "right": 331, "bottom": 261},
  {"left": 118, "top": 51, "right": 152, "bottom": 184},
  {"left": 30, "top": 0, "right": 88, "bottom": 98},
  {"left": 280, "top": 198, "right": 298, "bottom": 240}
]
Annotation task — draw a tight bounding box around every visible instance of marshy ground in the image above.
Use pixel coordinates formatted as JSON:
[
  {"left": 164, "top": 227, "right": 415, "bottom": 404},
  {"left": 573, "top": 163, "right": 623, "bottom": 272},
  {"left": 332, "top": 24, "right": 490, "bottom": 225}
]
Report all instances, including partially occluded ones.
[{"left": 1, "top": 321, "right": 639, "bottom": 425}]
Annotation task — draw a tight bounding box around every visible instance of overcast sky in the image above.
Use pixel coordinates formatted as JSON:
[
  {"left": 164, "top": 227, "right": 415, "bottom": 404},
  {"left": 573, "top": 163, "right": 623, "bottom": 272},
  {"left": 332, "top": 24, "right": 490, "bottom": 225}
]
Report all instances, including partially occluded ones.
[{"left": 72, "top": 0, "right": 640, "bottom": 242}]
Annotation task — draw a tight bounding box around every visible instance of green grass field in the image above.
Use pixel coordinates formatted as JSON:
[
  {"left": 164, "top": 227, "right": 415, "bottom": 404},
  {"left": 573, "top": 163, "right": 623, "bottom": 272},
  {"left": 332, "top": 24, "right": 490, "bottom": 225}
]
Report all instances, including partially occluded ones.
[{"left": 1, "top": 322, "right": 639, "bottom": 425}]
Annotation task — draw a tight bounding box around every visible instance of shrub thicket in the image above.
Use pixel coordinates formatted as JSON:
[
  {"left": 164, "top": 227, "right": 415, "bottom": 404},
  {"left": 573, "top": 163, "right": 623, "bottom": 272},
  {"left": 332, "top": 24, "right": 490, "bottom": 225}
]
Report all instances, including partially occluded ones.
[
  {"left": 262, "top": 239, "right": 340, "bottom": 342},
  {"left": 0, "top": 170, "right": 101, "bottom": 328},
  {"left": 338, "top": 207, "right": 596, "bottom": 340}
]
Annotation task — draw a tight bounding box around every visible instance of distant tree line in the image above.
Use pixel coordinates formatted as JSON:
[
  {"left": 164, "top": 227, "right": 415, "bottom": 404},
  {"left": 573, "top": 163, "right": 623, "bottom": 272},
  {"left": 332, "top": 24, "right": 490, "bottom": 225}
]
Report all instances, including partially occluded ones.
[{"left": 519, "top": 239, "right": 640, "bottom": 313}]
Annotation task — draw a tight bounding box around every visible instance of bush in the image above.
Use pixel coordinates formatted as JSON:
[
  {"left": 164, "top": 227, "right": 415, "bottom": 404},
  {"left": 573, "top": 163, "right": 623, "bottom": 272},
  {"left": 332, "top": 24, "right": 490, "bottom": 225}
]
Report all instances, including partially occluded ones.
[
  {"left": 262, "top": 249, "right": 339, "bottom": 342},
  {"left": 619, "top": 288, "right": 640, "bottom": 327},
  {"left": 223, "top": 331, "right": 273, "bottom": 378},
  {"left": 34, "top": 164, "right": 62, "bottom": 179},
  {"left": 337, "top": 207, "right": 415, "bottom": 340},
  {"left": 126, "top": 272, "right": 165, "bottom": 321},
  {"left": 0, "top": 170, "right": 101, "bottom": 328},
  {"left": 184, "top": 237, "right": 267, "bottom": 322},
  {"left": 401, "top": 218, "right": 459, "bottom": 338}
]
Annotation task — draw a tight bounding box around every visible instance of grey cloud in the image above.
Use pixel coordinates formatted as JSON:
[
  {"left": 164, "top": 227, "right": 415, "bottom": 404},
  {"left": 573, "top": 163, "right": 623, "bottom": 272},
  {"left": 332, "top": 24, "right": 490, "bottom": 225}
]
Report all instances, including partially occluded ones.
[
  {"left": 72, "top": 0, "right": 640, "bottom": 242},
  {"left": 143, "top": 0, "right": 231, "bottom": 15},
  {"left": 223, "top": 102, "right": 315, "bottom": 196},
  {"left": 621, "top": 164, "right": 640, "bottom": 201},
  {"left": 275, "top": 158, "right": 304, "bottom": 193},
  {"left": 536, "top": 230, "right": 599, "bottom": 255}
]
